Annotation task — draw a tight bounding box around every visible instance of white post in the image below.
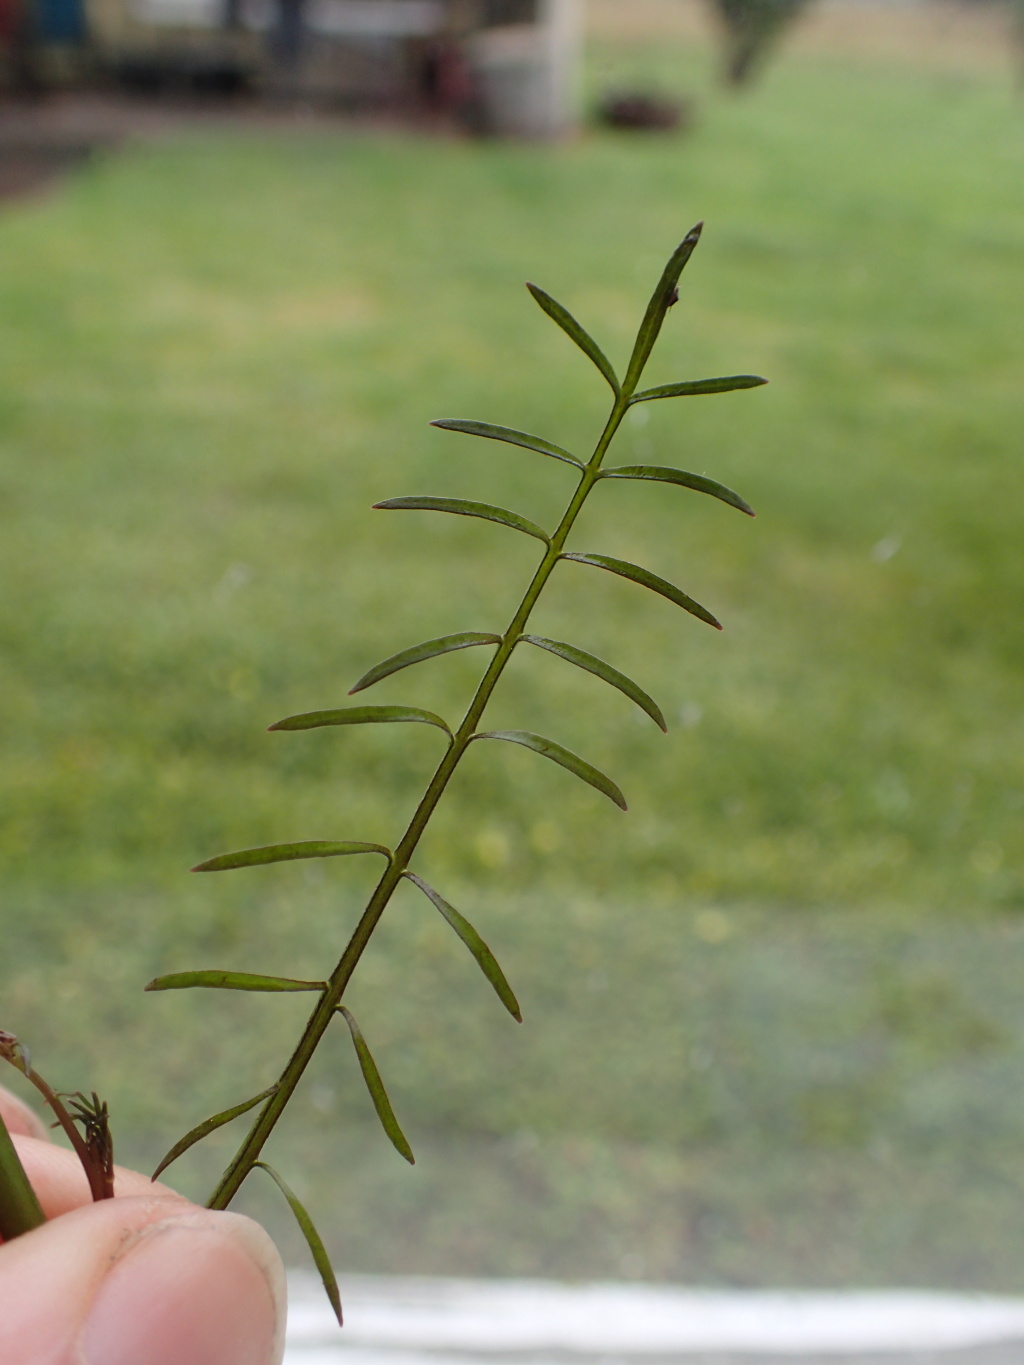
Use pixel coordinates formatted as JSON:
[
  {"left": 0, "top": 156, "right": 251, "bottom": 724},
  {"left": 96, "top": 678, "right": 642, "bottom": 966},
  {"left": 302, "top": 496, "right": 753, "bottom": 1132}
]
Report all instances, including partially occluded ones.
[
  {"left": 536, "top": 0, "right": 582, "bottom": 137},
  {"left": 467, "top": 0, "right": 583, "bottom": 139}
]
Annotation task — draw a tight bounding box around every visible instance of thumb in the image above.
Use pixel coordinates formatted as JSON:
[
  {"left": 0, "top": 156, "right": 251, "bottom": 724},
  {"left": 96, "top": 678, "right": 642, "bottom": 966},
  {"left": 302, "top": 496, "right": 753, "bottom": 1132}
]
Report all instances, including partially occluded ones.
[{"left": 0, "top": 1194, "right": 286, "bottom": 1365}]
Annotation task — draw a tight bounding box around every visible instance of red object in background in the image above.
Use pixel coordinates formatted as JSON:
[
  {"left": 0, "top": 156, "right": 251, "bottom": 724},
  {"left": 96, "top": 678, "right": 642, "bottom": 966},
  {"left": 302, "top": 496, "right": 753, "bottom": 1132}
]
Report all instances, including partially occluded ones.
[
  {"left": 422, "top": 38, "right": 476, "bottom": 113},
  {"left": 0, "top": 0, "right": 20, "bottom": 45}
]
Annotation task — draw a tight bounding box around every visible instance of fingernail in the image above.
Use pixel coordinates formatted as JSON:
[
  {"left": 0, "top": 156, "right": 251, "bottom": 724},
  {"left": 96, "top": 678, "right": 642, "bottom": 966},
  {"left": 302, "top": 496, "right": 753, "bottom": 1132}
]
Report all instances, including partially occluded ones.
[{"left": 80, "top": 1211, "right": 286, "bottom": 1365}]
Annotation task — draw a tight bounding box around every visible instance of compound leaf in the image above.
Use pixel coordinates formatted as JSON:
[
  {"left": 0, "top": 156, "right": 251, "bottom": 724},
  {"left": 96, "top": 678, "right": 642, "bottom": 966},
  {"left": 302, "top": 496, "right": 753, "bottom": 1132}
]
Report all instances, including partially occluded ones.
[
  {"left": 430, "top": 419, "right": 582, "bottom": 469},
  {"left": 254, "top": 1162, "right": 342, "bottom": 1326},
  {"left": 601, "top": 465, "right": 754, "bottom": 517},
  {"left": 336, "top": 1007, "right": 415, "bottom": 1165},
  {"left": 270, "top": 705, "right": 451, "bottom": 736},
  {"left": 561, "top": 552, "right": 722, "bottom": 631},
  {"left": 403, "top": 871, "right": 521, "bottom": 1021},
  {"left": 624, "top": 224, "right": 703, "bottom": 394},
  {"left": 192, "top": 841, "right": 392, "bottom": 873},
  {"left": 520, "top": 635, "right": 666, "bottom": 731},
  {"left": 350, "top": 632, "right": 502, "bottom": 695},
  {"left": 145, "top": 971, "right": 325, "bottom": 993},
  {"left": 474, "top": 730, "right": 627, "bottom": 810},
  {"left": 374, "top": 496, "right": 549, "bottom": 545},
  {"left": 526, "top": 283, "right": 619, "bottom": 395},
  {"left": 152, "top": 1086, "right": 278, "bottom": 1181},
  {"left": 630, "top": 375, "right": 767, "bottom": 405}
]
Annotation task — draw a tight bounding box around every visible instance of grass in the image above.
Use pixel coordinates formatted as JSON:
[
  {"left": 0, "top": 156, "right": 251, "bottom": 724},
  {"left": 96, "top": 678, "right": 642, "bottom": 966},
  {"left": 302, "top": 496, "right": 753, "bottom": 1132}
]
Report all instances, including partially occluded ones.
[{"left": 1, "top": 25, "right": 1024, "bottom": 1286}]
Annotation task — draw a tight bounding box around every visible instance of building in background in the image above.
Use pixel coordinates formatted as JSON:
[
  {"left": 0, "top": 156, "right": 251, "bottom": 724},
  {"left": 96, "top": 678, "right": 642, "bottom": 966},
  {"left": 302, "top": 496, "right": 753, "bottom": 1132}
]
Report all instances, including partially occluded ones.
[{"left": 0, "top": 0, "right": 581, "bottom": 137}]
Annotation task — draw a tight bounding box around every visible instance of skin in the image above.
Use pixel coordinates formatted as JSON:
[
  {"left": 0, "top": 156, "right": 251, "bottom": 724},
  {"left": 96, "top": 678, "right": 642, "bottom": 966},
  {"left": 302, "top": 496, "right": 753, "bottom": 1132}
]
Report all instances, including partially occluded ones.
[{"left": 0, "top": 1085, "right": 286, "bottom": 1365}]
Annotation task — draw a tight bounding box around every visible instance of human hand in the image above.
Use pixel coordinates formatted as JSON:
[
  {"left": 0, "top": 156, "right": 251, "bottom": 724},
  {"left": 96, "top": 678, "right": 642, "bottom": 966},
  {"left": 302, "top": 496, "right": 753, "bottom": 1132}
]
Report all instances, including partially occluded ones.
[{"left": 0, "top": 1084, "right": 286, "bottom": 1365}]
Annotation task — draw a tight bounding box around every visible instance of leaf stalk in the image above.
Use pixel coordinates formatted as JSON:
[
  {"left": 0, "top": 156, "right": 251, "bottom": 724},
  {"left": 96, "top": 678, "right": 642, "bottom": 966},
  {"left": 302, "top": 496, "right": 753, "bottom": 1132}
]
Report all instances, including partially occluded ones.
[{"left": 0, "top": 1033, "right": 113, "bottom": 1202}]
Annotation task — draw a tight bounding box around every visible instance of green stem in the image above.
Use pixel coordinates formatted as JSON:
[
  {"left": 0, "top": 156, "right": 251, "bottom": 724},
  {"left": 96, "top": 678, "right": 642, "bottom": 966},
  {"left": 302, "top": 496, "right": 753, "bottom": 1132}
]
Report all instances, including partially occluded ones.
[
  {"left": 0, "top": 1110, "right": 44, "bottom": 1241},
  {"left": 208, "top": 389, "right": 632, "bottom": 1211}
]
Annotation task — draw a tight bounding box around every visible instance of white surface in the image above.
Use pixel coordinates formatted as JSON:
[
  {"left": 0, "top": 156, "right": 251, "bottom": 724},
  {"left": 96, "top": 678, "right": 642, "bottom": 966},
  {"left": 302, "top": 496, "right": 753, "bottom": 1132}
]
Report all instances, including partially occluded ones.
[
  {"left": 284, "top": 1274, "right": 1024, "bottom": 1359},
  {"left": 133, "top": 0, "right": 221, "bottom": 28},
  {"left": 305, "top": 1, "right": 444, "bottom": 37}
]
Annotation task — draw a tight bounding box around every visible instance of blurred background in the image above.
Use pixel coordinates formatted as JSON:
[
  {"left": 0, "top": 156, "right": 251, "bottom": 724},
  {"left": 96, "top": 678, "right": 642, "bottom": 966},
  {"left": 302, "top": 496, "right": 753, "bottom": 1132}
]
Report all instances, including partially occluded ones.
[{"left": 1, "top": 0, "right": 1023, "bottom": 1297}]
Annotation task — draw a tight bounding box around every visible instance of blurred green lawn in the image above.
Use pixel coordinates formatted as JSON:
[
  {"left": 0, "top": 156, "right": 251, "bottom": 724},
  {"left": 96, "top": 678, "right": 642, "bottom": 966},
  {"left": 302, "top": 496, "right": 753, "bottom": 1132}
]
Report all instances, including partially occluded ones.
[{"left": 1, "top": 30, "right": 1023, "bottom": 1286}]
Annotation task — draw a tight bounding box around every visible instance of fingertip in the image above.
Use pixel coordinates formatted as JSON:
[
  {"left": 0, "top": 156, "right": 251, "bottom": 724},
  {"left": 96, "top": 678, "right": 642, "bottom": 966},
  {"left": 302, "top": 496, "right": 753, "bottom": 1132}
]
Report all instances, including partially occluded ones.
[
  {"left": 0, "top": 1197, "right": 286, "bottom": 1365},
  {"left": 79, "top": 1209, "right": 286, "bottom": 1365}
]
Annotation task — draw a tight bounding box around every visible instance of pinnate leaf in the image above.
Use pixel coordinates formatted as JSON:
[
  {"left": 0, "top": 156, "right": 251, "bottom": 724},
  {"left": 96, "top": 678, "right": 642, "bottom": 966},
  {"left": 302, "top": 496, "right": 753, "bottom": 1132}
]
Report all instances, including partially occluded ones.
[
  {"left": 526, "top": 283, "right": 620, "bottom": 395},
  {"left": 430, "top": 419, "right": 582, "bottom": 469},
  {"left": 145, "top": 971, "right": 325, "bottom": 993},
  {"left": 561, "top": 552, "right": 722, "bottom": 630},
  {"left": 520, "top": 635, "right": 666, "bottom": 731},
  {"left": 152, "top": 1086, "right": 278, "bottom": 1180},
  {"left": 630, "top": 375, "right": 766, "bottom": 405},
  {"left": 601, "top": 465, "right": 754, "bottom": 517},
  {"left": 270, "top": 705, "right": 451, "bottom": 736},
  {"left": 403, "top": 872, "right": 522, "bottom": 1021},
  {"left": 192, "top": 841, "right": 392, "bottom": 873},
  {"left": 254, "top": 1162, "right": 342, "bottom": 1326},
  {"left": 375, "top": 496, "right": 549, "bottom": 545},
  {"left": 624, "top": 224, "right": 703, "bottom": 394},
  {"left": 474, "top": 730, "right": 627, "bottom": 810},
  {"left": 337, "top": 1007, "right": 415, "bottom": 1164}
]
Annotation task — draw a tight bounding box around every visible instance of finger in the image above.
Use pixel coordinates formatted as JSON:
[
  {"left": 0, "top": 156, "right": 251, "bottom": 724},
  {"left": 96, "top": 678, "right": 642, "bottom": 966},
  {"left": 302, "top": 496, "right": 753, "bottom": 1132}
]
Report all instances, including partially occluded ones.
[
  {"left": 9, "top": 1130, "right": 183, "bottom": 1219},
  {"left": 0, "top": 1194, "right": 286, "bottom": 1365},
  {"left": 0, "top": 1085, "right": 48, "bottom": 1141}
]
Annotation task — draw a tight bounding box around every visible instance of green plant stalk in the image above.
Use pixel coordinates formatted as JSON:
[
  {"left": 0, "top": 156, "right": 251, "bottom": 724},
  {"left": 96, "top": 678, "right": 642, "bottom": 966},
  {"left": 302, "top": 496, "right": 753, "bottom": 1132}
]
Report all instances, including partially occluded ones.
[
  {"left": 202, "top": 225, "right": 768, "bottom": 1218},
  {"left": 208, "top": 345, "right": 636, "bottom": 1210},
  {"left": 0, "top": 1110, "right": 44, "bottom": 1241}
]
